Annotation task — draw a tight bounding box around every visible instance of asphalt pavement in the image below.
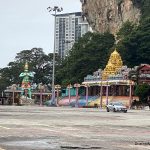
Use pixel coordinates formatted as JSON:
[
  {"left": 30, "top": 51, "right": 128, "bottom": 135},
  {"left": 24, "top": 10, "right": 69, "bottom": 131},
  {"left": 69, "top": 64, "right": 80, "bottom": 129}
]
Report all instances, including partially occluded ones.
[{"left": 0, "top": 106, "right": 150, "bottom": 150}]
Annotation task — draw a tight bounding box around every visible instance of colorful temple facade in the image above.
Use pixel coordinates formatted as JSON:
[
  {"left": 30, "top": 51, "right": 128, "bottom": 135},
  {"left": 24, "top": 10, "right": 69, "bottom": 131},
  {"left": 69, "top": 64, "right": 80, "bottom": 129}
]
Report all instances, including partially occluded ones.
[
  {"left": 58, "top": 48, "right": 138, "bottom": 108},
  {"left": 81, "top": 49, "right": 136, "bottom": 107},
  {"left": 3, "top": 51, "right": 149, "bottom": 107},
  {"left": 4, "top": 62, "right": 51, "bottom": 105}
]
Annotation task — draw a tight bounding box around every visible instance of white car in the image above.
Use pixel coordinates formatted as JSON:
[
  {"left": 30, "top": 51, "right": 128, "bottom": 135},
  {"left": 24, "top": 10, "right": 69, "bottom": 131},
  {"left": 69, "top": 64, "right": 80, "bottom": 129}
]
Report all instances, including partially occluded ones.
[{"left": 106, "top": 102, "right": 127, "bottom": 113}]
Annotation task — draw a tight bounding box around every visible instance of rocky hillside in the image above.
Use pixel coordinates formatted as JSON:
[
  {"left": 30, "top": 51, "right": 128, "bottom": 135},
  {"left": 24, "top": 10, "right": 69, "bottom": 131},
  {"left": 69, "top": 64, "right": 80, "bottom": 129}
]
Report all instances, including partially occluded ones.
[{"left": 81, "top": 0, "right": 141, "bottom": 34}]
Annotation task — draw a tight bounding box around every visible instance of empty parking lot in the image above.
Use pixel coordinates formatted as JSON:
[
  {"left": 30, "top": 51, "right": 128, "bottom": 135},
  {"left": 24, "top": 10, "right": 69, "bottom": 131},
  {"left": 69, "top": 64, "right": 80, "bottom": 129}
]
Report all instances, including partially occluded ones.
[{"left": 0, "top": 106, "right": 150, "bottom": 150}]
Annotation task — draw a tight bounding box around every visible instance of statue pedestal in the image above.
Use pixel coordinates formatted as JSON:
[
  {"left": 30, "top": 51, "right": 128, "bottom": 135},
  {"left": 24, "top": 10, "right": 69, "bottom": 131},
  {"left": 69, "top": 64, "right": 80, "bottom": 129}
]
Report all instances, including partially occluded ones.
[{"left": 19, "top": 96, "right": 35, "bottom": 105}]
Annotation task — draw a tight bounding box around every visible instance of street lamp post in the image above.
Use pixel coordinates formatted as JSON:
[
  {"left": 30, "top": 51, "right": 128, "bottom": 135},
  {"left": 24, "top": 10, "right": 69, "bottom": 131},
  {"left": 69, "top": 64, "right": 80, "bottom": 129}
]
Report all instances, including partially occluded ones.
[
  {"left": 47, "top": 6, "right": 63, "bottom": 105},
  {"left": 74, "top": 83, "right": 80, "bottom": 107}
]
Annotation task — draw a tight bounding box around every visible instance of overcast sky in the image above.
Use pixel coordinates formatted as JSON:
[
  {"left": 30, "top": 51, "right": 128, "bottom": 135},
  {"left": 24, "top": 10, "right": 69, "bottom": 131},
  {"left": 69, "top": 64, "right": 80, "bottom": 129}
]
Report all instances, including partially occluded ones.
[{"left": 0, "top": 0, "right": 81, "bottom": 68}]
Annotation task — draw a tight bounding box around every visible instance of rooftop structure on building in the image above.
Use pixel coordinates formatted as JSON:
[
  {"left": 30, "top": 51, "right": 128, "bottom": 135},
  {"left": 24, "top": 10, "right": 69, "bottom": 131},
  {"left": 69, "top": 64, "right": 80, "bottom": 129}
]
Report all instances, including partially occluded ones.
[
  {"left": 55, "top": 12, "right": 91, "bottom": 58},
  {"left": 132, "top": 64, "right": 150, "bottom": 85}
]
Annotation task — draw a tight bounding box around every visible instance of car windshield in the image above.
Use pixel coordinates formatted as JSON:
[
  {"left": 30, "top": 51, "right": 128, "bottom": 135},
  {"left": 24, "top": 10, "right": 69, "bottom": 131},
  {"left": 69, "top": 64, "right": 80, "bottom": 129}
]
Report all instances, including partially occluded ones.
[{"left": 113, "top": 103, "right": 123, "bottom": 106}]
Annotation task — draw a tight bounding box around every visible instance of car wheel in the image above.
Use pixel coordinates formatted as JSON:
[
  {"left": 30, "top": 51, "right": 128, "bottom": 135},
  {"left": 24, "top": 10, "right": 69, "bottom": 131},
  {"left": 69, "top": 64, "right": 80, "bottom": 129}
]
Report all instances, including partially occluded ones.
[
  {"left": 113, "top": 108, "right": 116, "bottom": 112},
  {"left": 106, "top": 107, "right": 109, "bottom": 112},
  {"left": 124, "top": 110, "right": 127, "bottom": 113}
]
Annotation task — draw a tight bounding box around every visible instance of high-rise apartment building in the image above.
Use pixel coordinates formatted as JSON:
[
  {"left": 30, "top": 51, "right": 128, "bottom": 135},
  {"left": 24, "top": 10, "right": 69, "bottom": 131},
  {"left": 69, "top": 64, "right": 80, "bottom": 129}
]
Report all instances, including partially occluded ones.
[{"left": 55, "top": 12, "right": 91, "bottom": 58}]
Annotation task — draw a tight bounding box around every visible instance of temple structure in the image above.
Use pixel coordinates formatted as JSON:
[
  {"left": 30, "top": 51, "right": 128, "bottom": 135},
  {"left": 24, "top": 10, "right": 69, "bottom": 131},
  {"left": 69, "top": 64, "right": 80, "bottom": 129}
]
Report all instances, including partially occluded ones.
[
  {"left": 82, "top": 49, "right": 136, "bottom": 107},
  {"left": 4, "top": 62, "right": 51, "bottom": 105}
]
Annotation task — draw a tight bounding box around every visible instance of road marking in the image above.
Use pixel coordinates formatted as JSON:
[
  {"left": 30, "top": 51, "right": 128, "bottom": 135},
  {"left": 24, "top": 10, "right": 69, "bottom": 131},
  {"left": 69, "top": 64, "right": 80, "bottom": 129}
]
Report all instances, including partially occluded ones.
[{"left": 0, "top": 125, "right": 10, "bottom": 130}]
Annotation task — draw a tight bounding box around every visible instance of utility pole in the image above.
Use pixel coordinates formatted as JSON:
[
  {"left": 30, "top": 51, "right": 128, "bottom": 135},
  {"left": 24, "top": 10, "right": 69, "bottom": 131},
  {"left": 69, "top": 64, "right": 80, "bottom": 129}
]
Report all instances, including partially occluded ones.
[{"left": 47, "top": 6, "right": 63, "bottom": 105}]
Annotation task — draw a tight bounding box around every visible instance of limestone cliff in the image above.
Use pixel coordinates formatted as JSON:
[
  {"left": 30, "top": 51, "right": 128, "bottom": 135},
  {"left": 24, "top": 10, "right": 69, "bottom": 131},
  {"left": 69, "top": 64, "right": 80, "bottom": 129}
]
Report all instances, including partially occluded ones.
[{"left": 81, "top": 0, "right": 141, "bottom": 34}]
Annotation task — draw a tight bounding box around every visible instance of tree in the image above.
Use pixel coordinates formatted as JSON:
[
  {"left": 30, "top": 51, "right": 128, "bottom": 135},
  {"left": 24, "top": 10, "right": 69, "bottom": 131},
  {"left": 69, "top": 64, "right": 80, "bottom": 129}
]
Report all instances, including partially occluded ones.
[
  {"left": 0, "top": 48, "right": 60, "bottom": 93},
  {"left": 13, "top": 48, "right": 53, "bottom": 84},
  {"left": 140, "top": 0, "right": 150, "bottom": 19},
  {"left": 116, "top": 21, "right": 137, "bottom": 41},
  {"left": 55, "top": 32, "right": 115, "bottom": 86},
  {"left": 117, "top": 17, "right": 150, "bottom": 67},
  {"left": 135, "top": 83, "right": 150, "bottom": 103}
]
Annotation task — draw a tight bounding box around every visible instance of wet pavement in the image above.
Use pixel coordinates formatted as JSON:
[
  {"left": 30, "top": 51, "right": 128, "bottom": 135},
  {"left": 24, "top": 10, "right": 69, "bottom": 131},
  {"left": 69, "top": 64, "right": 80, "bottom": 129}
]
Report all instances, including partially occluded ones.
[{"left": 0, "top": 106, "right": 150, "bottom": 150}]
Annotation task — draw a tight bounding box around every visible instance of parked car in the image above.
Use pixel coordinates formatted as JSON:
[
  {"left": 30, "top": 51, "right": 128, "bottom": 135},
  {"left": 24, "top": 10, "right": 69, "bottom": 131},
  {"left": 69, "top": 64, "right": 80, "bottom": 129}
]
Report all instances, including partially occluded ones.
[{"left": 106, "top": 102, "right": 127, "bottom": 113}]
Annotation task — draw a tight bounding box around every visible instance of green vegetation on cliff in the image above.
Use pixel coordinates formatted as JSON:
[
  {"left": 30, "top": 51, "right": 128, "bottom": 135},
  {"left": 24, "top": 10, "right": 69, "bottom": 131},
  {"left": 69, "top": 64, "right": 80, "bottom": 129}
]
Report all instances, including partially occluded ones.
[
  {"left": 117, "top": 16, "right": 150, "bottom": 67},
  {"left": 130, "top": 0, "right": 150, "bottom": 19}
]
